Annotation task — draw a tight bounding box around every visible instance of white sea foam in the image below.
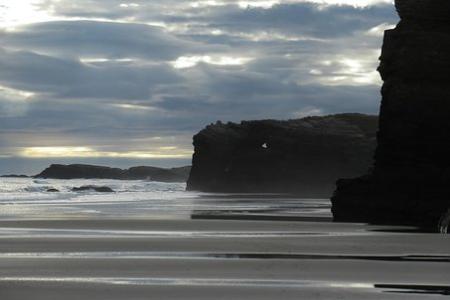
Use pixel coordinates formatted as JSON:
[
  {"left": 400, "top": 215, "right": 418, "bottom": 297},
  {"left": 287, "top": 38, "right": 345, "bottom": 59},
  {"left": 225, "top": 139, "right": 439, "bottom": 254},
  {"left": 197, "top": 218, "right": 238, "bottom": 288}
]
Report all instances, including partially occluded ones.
[
  {"left": 0, "top": 178, "right": 200, "bottom": 219},
  {"left": 0, "top": 178, "right": 331, "bottom": 220}
]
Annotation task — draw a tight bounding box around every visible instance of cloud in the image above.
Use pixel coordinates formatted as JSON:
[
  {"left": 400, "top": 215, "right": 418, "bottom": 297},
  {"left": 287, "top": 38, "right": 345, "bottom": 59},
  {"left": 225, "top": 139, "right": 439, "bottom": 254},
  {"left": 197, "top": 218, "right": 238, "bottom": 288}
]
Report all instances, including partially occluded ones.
[
  {"left": 0, "top": 0, "right": 397, "bottom": 163},
  {"left": 170, "top": 2, "right": 397, "bottom": 39},
  {"left": 0, "top": 85, "right": 31, "bottom": 117},
  {"left": 1, "top": 20, "right": 198, "bottom": 60},
  {"left": 0, "top": 47, "right": 181, "bottom": 99}
]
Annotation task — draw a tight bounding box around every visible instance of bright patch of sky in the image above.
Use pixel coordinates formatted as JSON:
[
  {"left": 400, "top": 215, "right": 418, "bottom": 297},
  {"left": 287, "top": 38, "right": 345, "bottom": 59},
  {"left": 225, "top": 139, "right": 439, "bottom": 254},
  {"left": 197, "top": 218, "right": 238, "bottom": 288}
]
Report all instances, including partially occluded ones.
[
  {"left": 0, "top": 0, "right": 55, "bottom": 29},
  {"left": 172, "top": 55, "right": 253, "bottom": 69},
  {"left": 20, "top": 147, "right": 192, "bottom": 158},
  {"left": 366, "top": 22, "right": 396, "bottom": 37}
]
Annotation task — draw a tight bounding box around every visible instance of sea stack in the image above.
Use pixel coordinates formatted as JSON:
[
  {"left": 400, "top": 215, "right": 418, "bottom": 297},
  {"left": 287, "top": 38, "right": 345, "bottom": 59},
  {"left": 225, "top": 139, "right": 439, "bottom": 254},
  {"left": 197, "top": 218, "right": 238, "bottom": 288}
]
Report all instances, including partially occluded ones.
[
  {"left": 332, "top": 0, "right": 450, "bottom": 226},
  {"left": 187, "top": 114, "right": 378, "bottom": 197}
]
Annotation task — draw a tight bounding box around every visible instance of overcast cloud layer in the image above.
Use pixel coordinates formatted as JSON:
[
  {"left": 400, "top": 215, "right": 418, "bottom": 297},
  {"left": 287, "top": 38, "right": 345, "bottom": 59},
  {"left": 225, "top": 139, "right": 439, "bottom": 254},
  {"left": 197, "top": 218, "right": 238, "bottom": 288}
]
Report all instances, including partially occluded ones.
[{"left": 0, "top": 0, "right": 398, "bottom": 173}]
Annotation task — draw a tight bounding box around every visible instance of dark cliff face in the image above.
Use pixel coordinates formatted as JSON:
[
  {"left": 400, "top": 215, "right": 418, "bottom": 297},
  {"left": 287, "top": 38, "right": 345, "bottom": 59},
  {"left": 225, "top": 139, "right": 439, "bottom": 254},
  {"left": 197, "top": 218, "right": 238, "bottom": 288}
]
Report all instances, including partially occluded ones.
[
  {"left": 187, "top": 114, "right": 378, "bottom": 197},
  {"left": 332, "top": 0, "right": 450, "bottom": 226},
  {"left": 36, "top": 164, "right": 191, "bottom": 182}
]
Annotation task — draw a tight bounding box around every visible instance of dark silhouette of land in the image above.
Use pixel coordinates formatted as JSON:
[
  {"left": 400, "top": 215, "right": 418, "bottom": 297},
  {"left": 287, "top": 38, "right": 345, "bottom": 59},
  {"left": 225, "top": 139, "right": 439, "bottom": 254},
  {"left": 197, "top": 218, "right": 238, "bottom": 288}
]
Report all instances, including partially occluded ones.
[
  {"left": 35, "top": 164, "right": 191, "bottom": 182},
  {"left": 332, "top": 0, "right": 450, "bottom": 227},
  {"left": 187, "top": 114, "right": 378, "bottom": 197}
]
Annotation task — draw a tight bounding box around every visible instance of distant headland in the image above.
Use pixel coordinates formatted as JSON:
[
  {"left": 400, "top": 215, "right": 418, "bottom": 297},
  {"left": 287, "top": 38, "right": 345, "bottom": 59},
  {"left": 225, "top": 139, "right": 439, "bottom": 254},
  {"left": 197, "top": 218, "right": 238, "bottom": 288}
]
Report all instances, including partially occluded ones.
[{"left": 30, "top": 164, "right": 191, "bottom": 182}]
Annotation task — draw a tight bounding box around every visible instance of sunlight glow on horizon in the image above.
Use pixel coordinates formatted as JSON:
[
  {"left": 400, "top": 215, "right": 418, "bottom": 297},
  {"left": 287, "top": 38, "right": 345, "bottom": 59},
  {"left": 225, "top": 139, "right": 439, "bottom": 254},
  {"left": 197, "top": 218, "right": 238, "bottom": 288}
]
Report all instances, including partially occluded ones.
[{"left": 19, "top": 147, "right": 193, "bottom": 159}]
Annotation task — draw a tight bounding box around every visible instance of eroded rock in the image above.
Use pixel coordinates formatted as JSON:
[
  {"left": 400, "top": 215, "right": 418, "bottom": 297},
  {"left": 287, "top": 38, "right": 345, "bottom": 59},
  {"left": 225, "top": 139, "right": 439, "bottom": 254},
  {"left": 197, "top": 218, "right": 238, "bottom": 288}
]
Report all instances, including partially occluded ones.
[
  {"left": 332, "top": 0, "right": 450, "bottom": 226},
  {"left": 187, "top": 114, "right": 378, "bottom": 197},
  {"left": 72, "top": 185, "right": 114, "bottom": 193}
]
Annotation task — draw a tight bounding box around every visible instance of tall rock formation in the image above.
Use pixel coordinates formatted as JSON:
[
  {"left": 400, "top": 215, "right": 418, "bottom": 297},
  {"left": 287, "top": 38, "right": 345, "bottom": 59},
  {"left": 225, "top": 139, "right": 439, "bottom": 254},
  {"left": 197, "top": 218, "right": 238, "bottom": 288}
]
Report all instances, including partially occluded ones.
[
  {"left": 187, "top": 114, "right": 378, "bottom": 197},
  {"left": 332, "top": 0, "right": 450, "bottom": 226}
]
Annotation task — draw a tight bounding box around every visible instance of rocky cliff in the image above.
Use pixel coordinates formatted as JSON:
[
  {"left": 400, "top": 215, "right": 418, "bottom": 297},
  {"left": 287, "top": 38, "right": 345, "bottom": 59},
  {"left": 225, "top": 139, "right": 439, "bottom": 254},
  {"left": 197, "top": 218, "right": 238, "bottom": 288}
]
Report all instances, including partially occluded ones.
[
  {"left": 187, "top": 114, "right": 378, "bottom": 197},
  {"left": 332, "top": 0, "right": 450, "bottom": 227},
  {"left": 35, "top": 164, "right": 191, "bottom": 182}
]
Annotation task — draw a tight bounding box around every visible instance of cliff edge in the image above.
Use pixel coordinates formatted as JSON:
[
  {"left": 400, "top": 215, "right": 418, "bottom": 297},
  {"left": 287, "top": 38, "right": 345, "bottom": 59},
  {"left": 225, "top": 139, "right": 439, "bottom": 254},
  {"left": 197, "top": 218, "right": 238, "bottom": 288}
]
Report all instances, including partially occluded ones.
[{"left": 332, "top": 0, "right": 450, "bottom": 227}]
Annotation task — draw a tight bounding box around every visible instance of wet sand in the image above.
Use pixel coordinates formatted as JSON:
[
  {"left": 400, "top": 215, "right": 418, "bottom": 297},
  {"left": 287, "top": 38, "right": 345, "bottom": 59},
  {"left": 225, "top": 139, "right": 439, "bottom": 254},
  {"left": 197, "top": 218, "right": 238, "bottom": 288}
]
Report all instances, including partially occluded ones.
[{"left": 0, "top": 194, "right": 448, "bottom": 299}]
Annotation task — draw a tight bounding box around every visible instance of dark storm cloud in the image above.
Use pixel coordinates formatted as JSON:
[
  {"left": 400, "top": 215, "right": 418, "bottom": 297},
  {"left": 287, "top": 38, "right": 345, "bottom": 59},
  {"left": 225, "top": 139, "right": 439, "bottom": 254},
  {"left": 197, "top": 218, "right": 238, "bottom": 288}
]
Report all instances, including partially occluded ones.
[
  {"left": 35, "top": 1, "right": 397, "bottom": 39},
  {"left": 0, "top": 47, "right": 180, "bottom": 99},
  {"left": 156, "top": 63, "right": 381, "bottom": 119},
  {"left": 164, "top": 2, "right": 397, "bottom": 39},
  {"left": 0, "top": 93, "right": 28, "bottom": 118},
  {"left": 34, "top": 0, "right": 178, "bottom": 20},
  {"left": 1, "top": 21, "right": 199, "bottom": 60}
]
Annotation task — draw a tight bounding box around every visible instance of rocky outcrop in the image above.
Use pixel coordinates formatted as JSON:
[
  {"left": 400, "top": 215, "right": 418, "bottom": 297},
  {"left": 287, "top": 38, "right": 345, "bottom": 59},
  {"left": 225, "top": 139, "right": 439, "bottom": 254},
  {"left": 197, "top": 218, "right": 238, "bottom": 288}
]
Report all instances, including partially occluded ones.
[
  {"left": 0, "top": 174, "right": 29, "bottom": 178},
  {"left": 72, "top": 185, "right": 115, "bottom": 193},
  {"left": 332, "top": 0, "right": 450, "bottom": 226},
  {"left": 187, "top": 114, "right": 378, "bottom": 197},
  {"left": 35, "top": 164, "right": 191, "bottom": 182}
]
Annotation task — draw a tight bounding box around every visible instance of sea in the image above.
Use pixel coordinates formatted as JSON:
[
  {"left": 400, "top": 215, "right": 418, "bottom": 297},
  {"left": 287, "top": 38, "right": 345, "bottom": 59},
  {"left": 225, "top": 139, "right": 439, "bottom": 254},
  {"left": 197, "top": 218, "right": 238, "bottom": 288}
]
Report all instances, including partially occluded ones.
[
  {"left": 0, "top": 177, "right": 448, "bottom": 299},
  {"left": 0, "top": 178, "right": 331, "bottom": 220}
]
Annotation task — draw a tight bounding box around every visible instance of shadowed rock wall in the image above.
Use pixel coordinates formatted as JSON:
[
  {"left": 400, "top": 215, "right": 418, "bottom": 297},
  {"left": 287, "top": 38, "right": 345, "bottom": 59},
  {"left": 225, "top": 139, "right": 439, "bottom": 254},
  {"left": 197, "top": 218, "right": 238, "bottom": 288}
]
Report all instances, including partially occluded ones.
[
  {"left": 187, "top": 114, "right": 378, "bottom": 197},
  {"left": 332, "top": 0, "right": 450, "bottom": 226}
]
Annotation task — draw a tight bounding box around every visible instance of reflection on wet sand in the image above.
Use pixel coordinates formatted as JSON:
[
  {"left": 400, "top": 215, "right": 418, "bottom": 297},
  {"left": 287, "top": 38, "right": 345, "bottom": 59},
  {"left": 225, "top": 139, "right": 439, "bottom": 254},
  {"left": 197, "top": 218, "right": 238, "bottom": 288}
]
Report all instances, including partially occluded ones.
[
  {"left": 0, "top": 277, "right": 449, "bottom": 297},
  {"left": 0, "top": 251, "right": 448, "bottom": 262},
  {"left": 375, "top": 284, "right": 450, "bottom": 296},
  {"left": 0, "top": 190, "right": 448, "bottom": 299}
]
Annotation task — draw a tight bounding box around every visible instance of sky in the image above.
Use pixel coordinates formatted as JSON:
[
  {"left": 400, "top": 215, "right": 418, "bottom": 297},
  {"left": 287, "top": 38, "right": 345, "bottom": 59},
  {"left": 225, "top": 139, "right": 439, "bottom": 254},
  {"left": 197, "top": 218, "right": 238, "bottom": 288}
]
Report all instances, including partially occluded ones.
[{"left": 0, "top": 0, "right": 398, "bottom": 174}]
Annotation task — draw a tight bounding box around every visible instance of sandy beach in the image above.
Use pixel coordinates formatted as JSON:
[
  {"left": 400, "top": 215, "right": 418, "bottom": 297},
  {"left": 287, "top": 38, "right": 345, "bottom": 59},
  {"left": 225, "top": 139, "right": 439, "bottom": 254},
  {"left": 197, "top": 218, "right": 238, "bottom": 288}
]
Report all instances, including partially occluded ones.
[{"left": 0, "top": 188, "right": 449, "bottom": 299}]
